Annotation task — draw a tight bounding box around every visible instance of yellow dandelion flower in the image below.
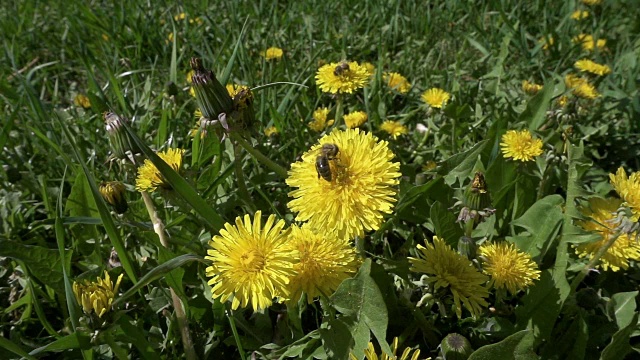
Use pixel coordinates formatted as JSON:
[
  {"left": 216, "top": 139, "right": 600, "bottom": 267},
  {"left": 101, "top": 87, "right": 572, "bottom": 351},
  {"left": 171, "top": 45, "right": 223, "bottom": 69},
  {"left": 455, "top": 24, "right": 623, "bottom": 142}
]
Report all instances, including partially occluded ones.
[
  {"left": 557, "top": 95, "right": 569, "bottom": 107},
  {"left": 205, "top": 211, "right": 296, "bottom": 311},
  {"left": 73, "top": 271, "right": 123, "bottom": 318},
  {"left": 166, "top": 32, "right": 174, "bottom": 44},
  {"left": 264, "top": 126, "right": 279, "bottom": 137},
  {"left": 500, "top": 130, "right": 544, "bottom": 162},
  {"left": 174, "top": 13, "right": 186, "bottom": 21},
  {"left": 186, "top": 70, "right": 195, "bottom": 84},
  {"left": 575, "top": 197, "right": 640, "bottom": 271},
  {"left": 261, "top": 47, "right": 284, "bottom": 61},
  {"left": 573, "top": 34, "right": 607, "bottom": 51},
  {"left": 101, "top": 33, "right": 110, "bottom": 41},
  {"left": 582, "top": 0, "right": 601, "bottom": 5},
  {"left": 350, "top": 337, "right": 421, "bottom": 360},
  {"left": 362, "top": 62, "right": 376, "bottom": 76},
  {"left": 522, "top": 80, "right": 543, "bottom": 95},
  {"left": 73, "top": 94, "right": 91, "bottom": 109},
  {"left": 422, "top": 160, "right": 437, "bottom": 172},
  {"left": 479, "top": 242, "right": 540, "bottom": 294},
  {"left": 135, "top": 148, "right": 185, "bottom": 192},
  {"left": 575, "top": 59, "right": 611, "bottom": 76},
  {"left": 189, "top": 86, "right": 196, "bottom": 97},
  {"left": 287, "top": 129, "right": 401, "bottom": 240},
  {"left": 226, "top": 83, "right": 250, "bottom": 98},
  {"left": 384, "top": 72, "right": 411, "bottom": 94},
  {"left": 610, "top": 167, "right": 640, "bottom": 221},
  {"left": 573, "top": 82, "right": 600, "bottom": 99},
  {"left": 343, "top": 111, "right": 368, "bottom": 129},
  {"left": 539, "top": 36, "right": 554, "bottom": 50},
  {"left": 571, "top": 10, "right": 590, "bottom": 20},
  {"left": 189, "top": 17, "right": 203, "bottom": 25},
  {"left": 421, "top": 88, "right": 451, "bottom": 108},
  {"left": 410, "top": 237, "right": 489, "bottom": 318},
  {"left": 309, "top": 107, "right": 334, "bottom": 131},
  {"left": 315, "top": 61, "right": 370, "bottom": 94},
  {"left": 380, "top": 121, "right": 408, "bottom": 139},
  {"left": 286, "top": 225, "right": 360, "bottom": 303}
]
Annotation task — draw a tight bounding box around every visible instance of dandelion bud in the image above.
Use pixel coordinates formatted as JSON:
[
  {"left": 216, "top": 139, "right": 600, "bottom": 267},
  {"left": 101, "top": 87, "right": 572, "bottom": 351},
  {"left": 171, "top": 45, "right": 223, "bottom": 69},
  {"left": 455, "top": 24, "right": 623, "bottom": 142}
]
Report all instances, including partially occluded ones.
[
  {"left": 99, "top": 181, "right": 128, "bottom": 214},
  {"left": 457, "top": 236, "right": 477, "bottom": 260},
  {"left": 463, "top": 172, "right": 491, "bottom": 211},
  {"left": 73, "top": 271, "right": 123, "bottom": 319},
  {"left": 440, "top": 333, "right": 473, "bottom": 360},
  {"left": 190, "top": 57, "right": 234, "bottom": 121},
  {"left": 104, "top": 111, "right": 140, "bottom": 159}
]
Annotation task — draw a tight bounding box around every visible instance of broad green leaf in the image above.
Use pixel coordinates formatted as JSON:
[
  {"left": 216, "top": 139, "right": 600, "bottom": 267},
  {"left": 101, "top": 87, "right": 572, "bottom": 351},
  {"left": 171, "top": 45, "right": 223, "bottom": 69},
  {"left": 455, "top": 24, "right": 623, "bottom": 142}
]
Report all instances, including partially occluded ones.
[
  {"left": 515, "top": 270, "right": 565, "bottom": 343},
  {"left": 116, "top": 315, "right": 160, "bottom": 360},
  {"left": 607, "top": 291, "right": 638, "bottom": 329},
  {"left": 430, "top": 201, "right": 464, "bottom": 247},
  {"left": 520, "top": 81, "right": 554, "bottom": 131},
  {"left": 468, "top": 330, "right": 537, "bottom": 360},
  {"left": 65, "top": 173, "right": 100, "bottom": 218},
  {"left": 600, "top": 312, "right": 639, "bottom": 360},
  {"left": 157, "top": 246, "right": 186, "bottom": 299},
  {"left": 321, "top": 317, "right": 356, "bottom": 360},
  {"left": 438, "top": 140, "right": 488, "bottom": 186},
  {"left": 29, "top": 332, "right": 91, "bottom": 356},
  {"left": 0, "top": 336, "right": 37, "bottom": 360},
  {"left": 509, "top": 194, "right": 564, "bottom": 259}
]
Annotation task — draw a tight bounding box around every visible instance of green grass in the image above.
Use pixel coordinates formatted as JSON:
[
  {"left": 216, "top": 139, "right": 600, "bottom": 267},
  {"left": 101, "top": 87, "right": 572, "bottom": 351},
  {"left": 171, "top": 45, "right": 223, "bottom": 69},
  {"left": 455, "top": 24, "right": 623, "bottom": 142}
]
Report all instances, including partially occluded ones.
[{"left": 2, "top": 0, "right": 640, "bottom": 359}]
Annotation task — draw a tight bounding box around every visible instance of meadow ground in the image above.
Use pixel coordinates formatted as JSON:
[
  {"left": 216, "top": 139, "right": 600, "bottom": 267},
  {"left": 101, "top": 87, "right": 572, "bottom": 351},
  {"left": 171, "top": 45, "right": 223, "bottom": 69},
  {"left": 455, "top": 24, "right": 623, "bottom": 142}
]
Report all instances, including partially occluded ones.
[{"left": 1, "top": 0, "right": 640, "bottom": 359}]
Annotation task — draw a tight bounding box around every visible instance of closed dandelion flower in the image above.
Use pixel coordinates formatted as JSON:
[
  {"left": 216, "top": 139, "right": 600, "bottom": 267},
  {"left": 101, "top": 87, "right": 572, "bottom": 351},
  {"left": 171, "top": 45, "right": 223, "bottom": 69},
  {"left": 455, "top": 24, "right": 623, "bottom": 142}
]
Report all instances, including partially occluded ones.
[
  {"left": 610, "top": 167, "right": 640, "bottom": 221},
  {"left": 421, "top": 88, "right": 451, "bottom": 108},
  {"left": 264, "top": 126, "right": 279, "bottom": 137},
  {"left": 135, "top": 148, "right": 185, "bottom": 192},
  {"left": 350, "top": 337, "right": 421, "bottom": 360},
  {"left": 575, "top": 59, "right": 611, "bottom": 76},
  {"left": 166, "top": 32, "right": 174, "bottom": 44},
  {"left": 571, "top": 10, "right": 590, "bottom": 20},
  {"left": 500, "top": 130, "right": 544, "bottom": 162},
  {"left": 344, "top": 111, "right": 368, "bottom": 129},
  {"left": 522, "top": 80, "right": 543, "bottom": 95},
  {"left": 479, "top": 242, "right": 540, "bottom": 294},
  {"left": 309, "top": 107, "right": 334, "bottom": 131},
  {"left": 575, "top": 197, "right": 640, "bottom": 271},
  {"left": 73, "top": 271, "right": 123, "bottom": 318},
  {"left": 410, "top": 237, "right": 489, "bottom": 318},
  {"left": 380, "top": 121, "right": 408, "bottom": 139},
  {"left": 287, "top": 129, "right": 401, "bottom": 240},
  {"left": 573, "top": 34, "right": 607, "bottom": 51},
  {"left": 316, "top": 61, "right": 370, "bottom": 94},
  {"left": 261, "top": 47, "right": 284, "bottom": 61},
  {"left": 286, "top": 225, "right": 360, "bottom": 303},
  {"left": 384, "top": 72, "right": 411, "bottom": 94},
  {"left": 74, "top": 94, "right": 91, "bottom": 109},
  {"left": 205, "top": 211, "right": 296, "bottom": 311}
]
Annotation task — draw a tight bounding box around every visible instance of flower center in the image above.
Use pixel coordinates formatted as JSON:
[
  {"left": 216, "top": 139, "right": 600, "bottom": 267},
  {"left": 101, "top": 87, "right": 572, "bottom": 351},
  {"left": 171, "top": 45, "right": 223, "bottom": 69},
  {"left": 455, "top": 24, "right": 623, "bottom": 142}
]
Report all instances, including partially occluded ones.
[{"left": 240, "top": 250, "right": 266, "bottom": 272}]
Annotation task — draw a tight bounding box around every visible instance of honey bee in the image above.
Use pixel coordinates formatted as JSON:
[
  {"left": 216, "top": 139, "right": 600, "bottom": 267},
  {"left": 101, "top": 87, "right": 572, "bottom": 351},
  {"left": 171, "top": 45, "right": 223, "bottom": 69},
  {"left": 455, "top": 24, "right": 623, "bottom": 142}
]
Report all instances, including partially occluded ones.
[
  {"left": 315, "top": 143, "right": 340, "bottom": 182},
  {"left": 333, "top": 62, "right": 350, "bottom": 76}
]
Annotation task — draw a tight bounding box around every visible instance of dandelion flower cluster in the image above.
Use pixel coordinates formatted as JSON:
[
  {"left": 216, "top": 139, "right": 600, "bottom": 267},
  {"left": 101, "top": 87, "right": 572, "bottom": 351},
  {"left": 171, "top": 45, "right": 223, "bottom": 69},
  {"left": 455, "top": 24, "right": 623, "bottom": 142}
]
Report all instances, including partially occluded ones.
[
  {"left": 573, "top": 34, "right": 607, "bottom": 51},
  {"left": 522, "top": 80, "right": 543, "bottom": 95},
  {"left": 421, "top": 88, "right": 451, "bottom": 108},
  {"left": 384, "top": 72, "right": 411, "bottom": 94},
  {"left": 261, "top": 47, "right": 284, "bottom": 61},
  {"left": 74, "top": 94, "right": 91, "bottom": 109},
  {"left": 410, "top": 237, "right": 489, "bottom": 318},
  {"left": 309, "top": 107, "right": 334, "bottom": 131},
  {"left": 205, "top": 211, "right": 297, "bottom": 311},
  {"left": 350, "top": 337, "right": 421, "bottom": 360},
  {"left": 571, "top": 10, "right": 590, "bottom": 20},
  {"left": 575, "top": 197, "right": 640, "bottom": 271},
  {"left": 135, "top": 148, "right": 186, "bottom": 192},
  {"left": 315, "top": 61, "right": 371, "bottom": 94},
  {"left": 500, "top": 130, "right": 544, "bottom": 162},
  {"left": 380, "top": 121, "right": 408, "bottom": 139},
  {"left": 286, "top": 225, "right": 360, "bottom": 303},
  {"left": 575, "top": 59, "right": 611, "bottom": 76},
  {"left": 73, "top": 271, "right": 123, "bottom": 318},
  {"left": 479, "top": 242, "right": 540, "bottom": 294},
  {"left": 610, "top": 167, "right": 640, "bottom": 221},
  {"left": 344, "top": 111, "right": 368, "bottom": 129},
  {"left": 287, "top": 128, "right": 401, "bottom": 240}
]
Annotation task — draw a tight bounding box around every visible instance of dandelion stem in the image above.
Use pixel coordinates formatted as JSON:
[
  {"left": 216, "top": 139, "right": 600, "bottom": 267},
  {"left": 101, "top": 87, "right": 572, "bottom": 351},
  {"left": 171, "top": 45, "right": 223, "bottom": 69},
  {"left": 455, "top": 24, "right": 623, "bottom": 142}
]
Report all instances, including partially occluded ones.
[
  {"left": 230, "top": 132, "right": 288, "bottom": 178},
  {"left": 335, "top": 96, "right": 344, "bottom": 126},
  {"left": 234, "top": 143, "right": 257, "bottom": 211},
  {"left": 570, "top": 231, "right": 622, "bottom": 293},
  {"left": 140, "top": 192, "right": 169, "bottom": 248},
  {"left": 226, "top": 307, "right": 247, "bottom": 360}
]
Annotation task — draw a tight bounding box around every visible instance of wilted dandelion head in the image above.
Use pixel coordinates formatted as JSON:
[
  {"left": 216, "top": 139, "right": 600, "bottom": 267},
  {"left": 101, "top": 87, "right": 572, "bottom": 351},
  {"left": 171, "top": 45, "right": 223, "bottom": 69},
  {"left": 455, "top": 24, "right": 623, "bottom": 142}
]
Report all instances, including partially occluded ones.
[
  {"left": 309, "top": 107, "right": 334, "bottom": 131},
  {"left": 73, "top": 271, "right": 123, "bottom": 318},
  {"left": 261, "top": 47, "right": 284, "bottom": 61},
  {"left": 344, "top": 111, "right": 368, "bottom": 129},
  {"left": 500, "top": 130, "right": 543, "bottom": 162},
  {"left": 522, "top": 80, "right": 543, "bottom": 95},
  {"left": 610, "top": 167, "right": 640, "bottom": 221},
  {"left": 315, "top": 61, "right": 371, "bottom": 94},
  {"left": 479, "top": 242, "right": 540, "bottom": 294},
  {"left": 575, "top": 59, "right": 611, "bottom": 76},
  {"left": 350, "top": 337, "right": 421, "bottom": 360},
  {"left": 409, "top": 237, "right": 489, "bottom": 318},
  {"left": 384, "top": 72, "right": 411, "bottom": 94},
  {"left": 287, "top": 128, "right": 401, "bottom": 240},
  {"left": 421, "top": 88, "right": 451, "bottom": 108},
  {"left": 575, "top": 197, "right": 640, "bottom": 271},
  {"left": 205, "top": 211, "right": 296, "bottom": 311},
  {"left": 380, "top": 121, "right": 408, "bottom": 139},
  {"left": 135, "top": 148, "right": 185, "bottom": 192}
]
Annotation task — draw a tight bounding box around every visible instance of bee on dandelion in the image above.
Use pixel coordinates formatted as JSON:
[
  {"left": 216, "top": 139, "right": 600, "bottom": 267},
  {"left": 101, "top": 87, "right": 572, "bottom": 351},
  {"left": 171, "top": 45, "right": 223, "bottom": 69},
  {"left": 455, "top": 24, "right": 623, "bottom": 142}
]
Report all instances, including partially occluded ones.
[{"left": 315, "top": 61, "right": 371, "bottom": 94}]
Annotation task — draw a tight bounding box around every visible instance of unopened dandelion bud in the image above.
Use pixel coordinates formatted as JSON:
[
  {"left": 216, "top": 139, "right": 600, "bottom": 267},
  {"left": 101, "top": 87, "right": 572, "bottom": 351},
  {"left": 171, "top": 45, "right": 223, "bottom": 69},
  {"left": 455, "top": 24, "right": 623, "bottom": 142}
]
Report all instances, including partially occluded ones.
[
  {"left": 463, "top": 172, "right": 491, "bottom": 210},
  {"left": 104, "top": 111, "right": 139, "bottom": 159},
  {"left": 190, "top": 57, "right": 234, "bottom": 120},
  {"left": 457, "top": 236, "right": 477, "bottom": 260},
  {"left": 72, "top": 271, "right": 123, "bottom": 319},
  {"left": 440, "top": 333, "right": 473, "bottom": 360},
  {"left": 100, "top": 181, "right": 128, "bottom": 214}
]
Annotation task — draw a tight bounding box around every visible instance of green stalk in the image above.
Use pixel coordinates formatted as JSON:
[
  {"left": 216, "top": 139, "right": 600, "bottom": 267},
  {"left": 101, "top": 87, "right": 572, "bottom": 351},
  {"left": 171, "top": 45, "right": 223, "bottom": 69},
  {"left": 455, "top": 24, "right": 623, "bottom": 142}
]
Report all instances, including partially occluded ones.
[
  {"left": 335, "top": 96, "right": 344, "bottom": 126},
  {"left": 226, "top": 307, "right": 247, "bottom": 360},
  {"left": 570, "top": 231, "right": 621, "bottom": 293},
  {"left": 230, "top": 133, "right": 288, "bottom": 178},
  {"left": 450, "top": 116, "right": 457, "bottom": 154},
  {"left": 234, "top": 143, "right": 257, "bottom": 211}
]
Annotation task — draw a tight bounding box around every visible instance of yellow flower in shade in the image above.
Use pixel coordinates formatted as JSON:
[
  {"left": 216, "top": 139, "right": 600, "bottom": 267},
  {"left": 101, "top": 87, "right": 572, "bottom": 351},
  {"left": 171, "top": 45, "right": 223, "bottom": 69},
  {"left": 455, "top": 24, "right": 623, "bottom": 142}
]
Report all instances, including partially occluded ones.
[
  {"left": 384, "top": 72, "right": 411, "bottom": 94},
  {"left": 344, "top": 111, "right": 368, "bottom": 129},
  {"left": 409, "top": 237, "right": 489, "bottom": 318},
  {"left": 571, "top": 10, "right": 590, "bottom": 20},
  {"left": 362, "top": 62, "right": 376, "bottom": 76},
  {"left": 575, "top": 59, "right": 611, "bottom": 76},
  {"left": 73, "top": 94, "right": 91, "bottom": 109},
  {"left": 582, "top": 0, "right": 601, "bottom": 5},
  {"left": 264, "top": 126, "right": 279, "bottom": 137},
  {"left": 174, "top": 13, "right": 186, "bottom": 21},
  {"left": 261, "top": 47, "right": 284, "bottom": 61},
  {"left": 316, "top": 61, "right": 370, "bottom": 94},
  {"left": 557, "top": 95, "right": 569, "bottom": 107},
  {"left": 101, "top": 33, "right": 109, "bottom": 41},
  {"left": 189, "top": 17, "right": 203, "bottom": 25},
  {"left": 565, "top": 74, "right": 600, "bottom": 99},
  {"left": 421, "top": 88, "right": 451, "bottom": 108},
  {"left": 422, "top": 160, "right": 437, "bottom": 172},
  {"left": 479, "top": 242, "right": 540, "bottom": 294},
  {"left": 226, "top": 83, "right": 250, "bottom": 98},
  {"left": 500, "top": 130, "right": 544, "bottom": 162},
  {"left": 573, "top": 34, "right": 607, "bottom": 51},
  {"left": 287, "top": 129, "right": 401, "bottom": 240},
  {"left": 350, "top": 337, "right": 421, "bottom": 360},
  {"left": 135, "top": 148, "right": 186, "bottom": 192},
  {"left": 539, "top": 36, "right": 554, "bottom": 50},
  {"left": 205, "top": 211, "right": 296, "bottom": 311},
  {"left": 186, "top": 70, "right": 195, "bottom": 84},
  {"left": 610, "top": 167, "right": 640, "bottom": 221},
  {"left": 286, "top": 225, "right": 360, "bottom": 303},
  {"left": 380, "top": 121, "right": 408, "bottom": 139},
  {"left": 309, "top": 107, "right": 334, "bottom": 131},
  {"left": 522, "top": 80, "right": 543, "bottom": 95},
  {"left": 575, "top": 197, "right": 640, "bottom": 271},
  {"left": 73, "top": 271, "right": 123, "bottom": 318}
]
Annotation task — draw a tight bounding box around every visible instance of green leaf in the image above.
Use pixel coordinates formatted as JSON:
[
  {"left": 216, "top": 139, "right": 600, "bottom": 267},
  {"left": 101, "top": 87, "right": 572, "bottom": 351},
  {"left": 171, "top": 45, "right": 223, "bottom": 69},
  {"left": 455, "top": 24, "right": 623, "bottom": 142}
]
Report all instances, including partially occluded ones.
[
  {"left": 509, "top": 195, "right": 564, "bottom": 259},
  {"left": 430, "top": 201, "right": 464, "bottom": 247},
  {"left": 157, "top": 247, "right": 186, "bottom": 299},
  {"left": 468, "top": 330, "right": 537, "bottom": 360},
  {"left": 438, "top": 140, "right": 488, "bottom": 186},
  {"left": 320, "top": 317, "right": 356, "bottom": 360},
  {"left": 116, "top": 315, "right": 160, "bottom": 360},
  {"left": 600, "top": 312, "right": 639, "bottom": 360},
  {"left": 0, "top": 336, "right": 37, "bottom": 360},
  {"left": 607, "top": 291, "right": 638, "bottom": 329},
  {"left": 29, "top": 332, "right": 91, "bottom": 356},
  {"left": 520, "top": 81, "right": 554, "bottom": 131},
  {"left": 515, "top": 270, "right": 565, "bottom": 343}
]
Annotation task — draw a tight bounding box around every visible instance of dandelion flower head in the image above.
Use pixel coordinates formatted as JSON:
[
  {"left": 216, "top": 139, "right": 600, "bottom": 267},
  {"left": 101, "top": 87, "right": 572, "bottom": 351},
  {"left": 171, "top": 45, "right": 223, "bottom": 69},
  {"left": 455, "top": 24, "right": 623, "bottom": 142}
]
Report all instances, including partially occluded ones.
[
  {"left": 565, "top": 74, "right": 600, "bottom": 99},
  {"left": 582, "top": 0, "right": 601, "bottom": 5},
  {"left": 500, "top": 130, "right": 544, "bottom": 162},
  {"left": 350, "top": 337, "right": 421, "bottom": 360},
  {"left": 73, "top": 271, "right": 123, "bottom": 318},
  {"left": 610, "top": 167, "right": 640, "bottom": 221},
  {"left": 309, "top": 107, "right": 334, "bottom": 131},
  {"left": 409, "top": 237, "right": 489, "bottom": 318},
  {"left": 522, "top": 80, "right": 543, "bottom": 95},
  {"left": 287, "top": 128, "right": 401, "bottom": 240},
  {"left": 344, "top": 111, "right": 368, "bottom": 129},
  {"left": 226, "top": 83, "right": 250, "bottom": 99},
  {"left": 316, "top": 61, "right": 371, "bottom": 94},
  {"left": 261, "top": 47, "right": 284, "bottom": 61},
  {"left": 575, "top": 59, "right": 611, "bottom": 76},
  {"left": 384, "top": 72, "right": 411, "bottom": 94},
  {"left": 205, "top": 211, "right": 297, "bottom": 311},
  {"left": 74, "top": 94, "right": 91, "bottom": 109},
  {"left": 380, "top": 121, "right": 408, "bottom": 139},
  {"left": 362, "top": 62, "right": 376, "bottom": 75},
  {"left": 421, "top": 88, "right": 451, "bottom": 108},
  {"left": 264, "top": 126, "right": 279, "bottom": 137},
  {"left": 479, "top": 241, "right": 540, "bottom": 294},
  {"left": 539, "top": 36, "right": 554, "bottom": 50},
  {"left": 135, "top": 148, "right": 186, "bottom": 192},
  {"left": 573, "top": 34, "right": 607, "bottom": 51},
  {"left": 571, "top": 10, "right": 590, "bottom": 20}
]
